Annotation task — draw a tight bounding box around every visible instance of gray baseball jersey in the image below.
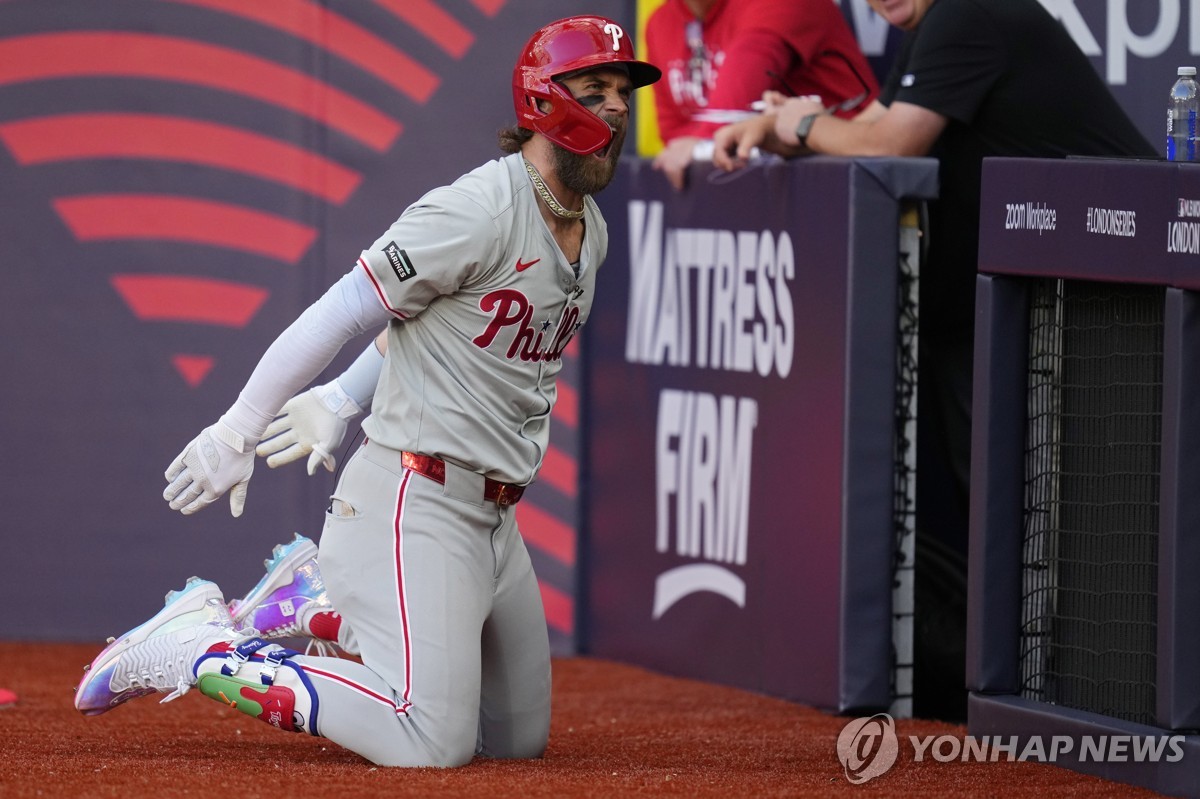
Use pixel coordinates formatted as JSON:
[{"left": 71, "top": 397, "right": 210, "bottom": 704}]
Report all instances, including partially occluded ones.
[{"left": 357, "top": 151, "right": 604, "bottom": 485}]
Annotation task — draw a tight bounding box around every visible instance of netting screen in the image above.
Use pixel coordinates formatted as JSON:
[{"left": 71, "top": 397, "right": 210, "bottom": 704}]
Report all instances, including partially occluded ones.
[
  {"left": 1019, "top": 278, "right": 1163, "bottom": 725},
  {"left": 889, "top": 206, "right": 920, "bottom": 717}
]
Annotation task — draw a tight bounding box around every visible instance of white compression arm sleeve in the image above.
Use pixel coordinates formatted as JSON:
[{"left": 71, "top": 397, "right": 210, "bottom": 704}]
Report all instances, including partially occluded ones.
[
  {"left": 333, "top": 336, "right": 386, "bottom": 411},
  {"left": 219, "top": 267, "right": 391, "bottom": 442}
]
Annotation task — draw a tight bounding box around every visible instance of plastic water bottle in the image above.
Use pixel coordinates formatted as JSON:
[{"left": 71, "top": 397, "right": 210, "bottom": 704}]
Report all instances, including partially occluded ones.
[{"left": 1168, "top": 66, "right": 1199, "bottom": 161}]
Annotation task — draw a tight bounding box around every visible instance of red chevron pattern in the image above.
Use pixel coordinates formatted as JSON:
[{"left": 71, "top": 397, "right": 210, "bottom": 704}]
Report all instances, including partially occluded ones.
[
  {"left": 110, "top": 275, "right": 269, "bottom": 327},
  {"left": 55, "top": 194, "right": 319, "bottom": 263},
  {"left": 371, "top": 0, "right": 475, "bottom": 57},
  {"left": 157, "top": 0, "right": 440, "bottom": 101},
  {"left": 0, "top": 114, "right": 361, "bottom": 203},
  {"left": 0, "top": 0, "right": 587, "bottom": 646},
  {"left": 0, "top": 32, "right": 402, "bottom": 151}
]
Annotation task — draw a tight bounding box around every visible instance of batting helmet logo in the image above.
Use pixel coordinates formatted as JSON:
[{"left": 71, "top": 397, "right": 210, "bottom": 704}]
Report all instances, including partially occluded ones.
[{"left": 513, "top": 15, "right": 660, "bottom": 155}]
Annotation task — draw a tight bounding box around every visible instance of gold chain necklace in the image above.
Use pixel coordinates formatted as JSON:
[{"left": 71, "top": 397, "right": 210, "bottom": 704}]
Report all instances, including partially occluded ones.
[{"left": 524, "top": 159, "right": 585, "bottom": 220}]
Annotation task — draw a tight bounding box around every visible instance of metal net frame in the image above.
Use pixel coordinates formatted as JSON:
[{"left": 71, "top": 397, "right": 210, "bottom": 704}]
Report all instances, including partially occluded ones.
[{"left": 889, "top": 203, "right": 922, "bottom": 717}]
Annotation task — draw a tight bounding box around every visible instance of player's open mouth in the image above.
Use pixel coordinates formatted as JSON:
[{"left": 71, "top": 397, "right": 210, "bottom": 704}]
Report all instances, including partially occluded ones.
[{"left": 594, "top": 126, "right": 619, "bottom": 158}]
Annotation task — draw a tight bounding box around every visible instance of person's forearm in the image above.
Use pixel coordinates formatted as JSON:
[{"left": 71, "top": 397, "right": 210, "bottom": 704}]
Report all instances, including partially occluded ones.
[
  {"left": 800, "top": 100, "right": 941, "bottom": 158},
  {"left": 221, "top": 269, "right": 388, "bottom": 441}
]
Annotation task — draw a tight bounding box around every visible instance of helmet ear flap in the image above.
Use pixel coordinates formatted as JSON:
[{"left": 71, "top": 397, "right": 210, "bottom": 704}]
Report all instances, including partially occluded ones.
[{"left": 518, "top": 80, "right": 613, "bottom": 156}]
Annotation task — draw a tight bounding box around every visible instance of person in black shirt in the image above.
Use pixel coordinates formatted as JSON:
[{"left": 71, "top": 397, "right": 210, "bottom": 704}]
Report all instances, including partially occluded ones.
[{"left": 712, "top": 0, "right": 1155, "bottom": 721}]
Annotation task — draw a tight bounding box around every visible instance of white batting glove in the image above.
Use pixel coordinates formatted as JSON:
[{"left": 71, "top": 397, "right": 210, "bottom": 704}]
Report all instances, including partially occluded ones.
[
  {"left": 255, "top": 381, "right": 363, "bottom": 476},
  {"left": 163, "top": 420, "right": 255, "bottom": 517}
]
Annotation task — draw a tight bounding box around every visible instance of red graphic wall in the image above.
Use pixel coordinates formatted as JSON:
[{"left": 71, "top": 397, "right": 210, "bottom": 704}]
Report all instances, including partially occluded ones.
[{"left": 0, "top": 0, "right": 604, "bottom": 654}]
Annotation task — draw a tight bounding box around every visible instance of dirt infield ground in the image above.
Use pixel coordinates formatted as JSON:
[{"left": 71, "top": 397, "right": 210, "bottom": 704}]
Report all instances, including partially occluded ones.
[{"left": 0, "top": 642, "right": 1162, "bottom": 798}]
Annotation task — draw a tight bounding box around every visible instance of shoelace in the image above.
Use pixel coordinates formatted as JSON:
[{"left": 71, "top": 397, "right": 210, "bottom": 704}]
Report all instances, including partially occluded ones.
[
  {"left": 161, "top": 680, "right": 192, "bottom": 704},
  {"left": 304, "top": 639, "right": 338, "bottom": 658}
]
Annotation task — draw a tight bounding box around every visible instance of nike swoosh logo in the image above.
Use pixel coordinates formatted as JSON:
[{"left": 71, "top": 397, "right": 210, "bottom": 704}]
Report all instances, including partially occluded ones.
[{"left": 516, "top": 257, "right": 541, "bottom": 272}]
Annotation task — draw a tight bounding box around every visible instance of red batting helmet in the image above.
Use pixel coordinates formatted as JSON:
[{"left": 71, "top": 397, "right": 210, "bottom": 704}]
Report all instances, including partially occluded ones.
[{"left": 513, "top": 16, "right": 661, "bottom": 155}]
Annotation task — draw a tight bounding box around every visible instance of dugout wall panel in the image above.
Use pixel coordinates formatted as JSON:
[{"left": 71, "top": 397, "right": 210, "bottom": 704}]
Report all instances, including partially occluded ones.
[
  {"left": 969, "top": 157, "right": 1200, "bottom": 797},
  {"left": 966, "top": 275, "right": 1028, "bottom": 697},
  {"left": 585, "top": 156, "right": 936, "bottom": 713},
  {"left": 1159, "top": 288, "right": 1200, "bottom": 731}
]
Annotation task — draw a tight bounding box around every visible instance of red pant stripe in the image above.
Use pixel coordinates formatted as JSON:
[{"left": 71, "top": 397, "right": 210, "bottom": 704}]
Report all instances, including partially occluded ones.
[{"left": 392, "top": 470, "right": 414, "bottom": 714}]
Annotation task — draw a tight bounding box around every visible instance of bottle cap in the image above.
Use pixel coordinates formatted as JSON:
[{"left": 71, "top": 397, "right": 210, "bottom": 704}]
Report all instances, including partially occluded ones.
[{"left": 1180, "top": 66, "right": 1197, "bottom": 76}]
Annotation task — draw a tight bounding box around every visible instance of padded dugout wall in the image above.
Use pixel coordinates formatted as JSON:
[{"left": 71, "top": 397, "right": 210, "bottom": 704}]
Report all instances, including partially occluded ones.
[
  {"left": 968, "top": 157, "right": 1200, "bottom": 797},
  {"left": 585, "top": 156, "right": 937, "bottom": 713}
]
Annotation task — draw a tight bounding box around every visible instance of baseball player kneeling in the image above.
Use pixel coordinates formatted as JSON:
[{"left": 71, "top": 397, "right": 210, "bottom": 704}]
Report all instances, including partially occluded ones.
[{"left": 73, "top": 15, "right": 660, "bottom": 768}]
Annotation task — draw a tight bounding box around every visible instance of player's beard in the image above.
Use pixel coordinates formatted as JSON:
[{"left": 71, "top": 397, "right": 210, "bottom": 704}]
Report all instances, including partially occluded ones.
[{"left": 554, "top": 115, "right": 626, "bottom": 196}]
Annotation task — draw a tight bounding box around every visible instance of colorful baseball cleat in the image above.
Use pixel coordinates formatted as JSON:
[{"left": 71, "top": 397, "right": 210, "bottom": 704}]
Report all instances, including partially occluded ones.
[
  {"left": 229, "top": 533, "right": 333, "bottom": 641},
  {"left": 74, "top": 577, "right": 236, "bottom": 716}
]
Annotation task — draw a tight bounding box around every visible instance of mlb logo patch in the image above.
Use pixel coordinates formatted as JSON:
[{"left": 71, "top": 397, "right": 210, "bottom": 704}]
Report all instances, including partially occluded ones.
[{"left": 383, "top": 241, "right": 417, "bottom": 281}]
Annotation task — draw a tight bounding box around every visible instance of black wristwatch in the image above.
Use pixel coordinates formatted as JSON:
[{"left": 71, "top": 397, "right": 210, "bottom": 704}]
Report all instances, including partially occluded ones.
[{"left": 795, "top": 112, "right": 821, "bottom": 148}]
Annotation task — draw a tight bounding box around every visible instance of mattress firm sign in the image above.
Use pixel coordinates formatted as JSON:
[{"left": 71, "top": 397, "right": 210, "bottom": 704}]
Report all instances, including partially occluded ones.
[
  {"left": 624, "top": 204, "right": 795, "bottom": 619},
  {"left": 587, "top": 157, "right": 936, "bottom": 710}
]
